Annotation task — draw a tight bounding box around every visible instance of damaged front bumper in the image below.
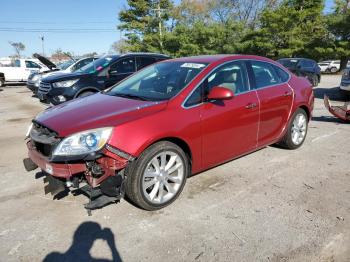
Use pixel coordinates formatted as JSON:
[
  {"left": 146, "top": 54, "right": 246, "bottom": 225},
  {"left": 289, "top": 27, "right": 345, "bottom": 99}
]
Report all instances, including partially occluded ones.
[
  {"left": 324, "top": 95, "right": 350, "bottom": 122},
  {"left": 23, "top": 141, "right": 134, "bottom": 211}
]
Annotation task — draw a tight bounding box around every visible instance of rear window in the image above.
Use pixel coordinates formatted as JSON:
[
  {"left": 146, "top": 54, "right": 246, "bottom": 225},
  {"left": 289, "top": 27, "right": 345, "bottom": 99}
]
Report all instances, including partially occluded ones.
[
  {"left": 277, "top": 59, "right": 299, "bottom": 69},
  {"left": 300, "top": 60, "right": 315, "bottom": 68}
]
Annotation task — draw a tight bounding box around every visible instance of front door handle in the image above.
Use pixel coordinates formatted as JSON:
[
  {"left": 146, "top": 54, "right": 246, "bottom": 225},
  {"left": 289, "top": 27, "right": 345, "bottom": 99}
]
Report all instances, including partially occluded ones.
[{"left": 245, "top": 103, "right": 257, "bottom": 109}]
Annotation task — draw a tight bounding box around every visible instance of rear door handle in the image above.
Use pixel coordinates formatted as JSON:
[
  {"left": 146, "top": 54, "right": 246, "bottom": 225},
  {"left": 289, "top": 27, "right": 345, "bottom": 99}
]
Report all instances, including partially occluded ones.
[
  {"left": 283, "top": 92, "right": 293, "bottom": 97},
  {"left": 245, "top": 103, "right": 257, "bottom": 109}
]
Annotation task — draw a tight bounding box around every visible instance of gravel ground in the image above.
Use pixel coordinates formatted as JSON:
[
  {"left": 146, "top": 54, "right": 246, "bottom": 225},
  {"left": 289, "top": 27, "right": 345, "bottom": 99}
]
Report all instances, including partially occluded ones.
[{"left": 0, "top": 75, "right": 349, "bottom": 262}]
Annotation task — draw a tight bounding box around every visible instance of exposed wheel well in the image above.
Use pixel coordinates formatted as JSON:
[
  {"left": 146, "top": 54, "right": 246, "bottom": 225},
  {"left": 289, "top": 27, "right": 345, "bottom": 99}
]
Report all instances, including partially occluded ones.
[
  {"left": 299, "top": 105, "right": 310, "bottom": 121},
  {"left": 75, "top": 88, "right": 99, "bottom": 98},
  {"left": 152, "top": 137, "right": 192, "bottom": 162}
]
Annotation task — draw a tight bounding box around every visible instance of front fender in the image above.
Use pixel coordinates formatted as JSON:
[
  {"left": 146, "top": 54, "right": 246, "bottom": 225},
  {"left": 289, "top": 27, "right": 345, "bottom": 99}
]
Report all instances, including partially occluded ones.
[{"left": 108, "top": 106, "right": 202, "bottom": 173}]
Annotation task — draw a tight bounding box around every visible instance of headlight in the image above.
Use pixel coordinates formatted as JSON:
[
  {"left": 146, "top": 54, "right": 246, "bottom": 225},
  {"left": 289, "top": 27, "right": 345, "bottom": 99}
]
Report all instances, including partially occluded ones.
[
  {"left": 52, "top": 127, "right": 113, "bottom": 156},
  {"left": 31, "top": 74, "right": 41, "bottom": 82},
  {"left": 34, "top": 80, "right": 41, "bottom": 87},
  {"left": 53, "top": 79, "right": 79, "bottom": 88}
]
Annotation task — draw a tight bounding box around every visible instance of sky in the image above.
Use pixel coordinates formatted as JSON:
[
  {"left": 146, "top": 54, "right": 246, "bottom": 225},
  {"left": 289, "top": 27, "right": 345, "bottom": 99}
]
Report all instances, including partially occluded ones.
[{"left": 0, "top": 0, "right": 335, "bottom": 58}]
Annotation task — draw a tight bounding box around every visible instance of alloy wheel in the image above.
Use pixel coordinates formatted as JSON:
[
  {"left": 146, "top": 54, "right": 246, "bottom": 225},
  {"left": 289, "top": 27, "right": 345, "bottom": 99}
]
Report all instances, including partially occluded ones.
[
  {"left": 142, "top": 151, "right": 184, "bottom": 204},
  {"left": 291, "top": 113, "right": 307, "bottom": 145}
]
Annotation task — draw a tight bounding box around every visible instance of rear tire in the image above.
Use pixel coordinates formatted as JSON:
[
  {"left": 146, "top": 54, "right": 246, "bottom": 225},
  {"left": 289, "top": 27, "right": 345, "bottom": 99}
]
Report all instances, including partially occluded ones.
[
  {"left": 330, "top": 67, "right": 338, "bottom": 73},
  {"left": 125, "top": 141, "right": 189, "bottom": 210},
  {"left": 279, "top": 108, "right": 308, "bottom": 149}
]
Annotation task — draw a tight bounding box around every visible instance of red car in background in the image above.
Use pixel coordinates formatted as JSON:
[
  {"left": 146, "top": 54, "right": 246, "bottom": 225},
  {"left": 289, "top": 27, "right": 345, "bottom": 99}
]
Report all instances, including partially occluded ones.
[{"left": 24, "top": 55, "right": 314, "bottom": 211}]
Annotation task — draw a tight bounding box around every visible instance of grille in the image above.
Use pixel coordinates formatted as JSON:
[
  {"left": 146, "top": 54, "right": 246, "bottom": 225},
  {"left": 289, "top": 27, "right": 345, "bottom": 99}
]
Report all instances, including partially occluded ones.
[
  {"left": 32, "top": 141, "right": 53, "bottom": 157},
  {"left": 30, "top": 122, "right": 60, "bottom": 157},
  {"left": 38, "top": 81, "right": 52, "bottom": 94}
]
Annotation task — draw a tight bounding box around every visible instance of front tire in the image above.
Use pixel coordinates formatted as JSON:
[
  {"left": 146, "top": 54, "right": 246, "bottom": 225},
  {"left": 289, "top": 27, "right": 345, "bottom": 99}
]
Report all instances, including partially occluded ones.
[
  {"left": 279, "top": 108, "right": 308, "bottom": 149},
  {"left": 125, "top": 141, "right": 189, "bottom": 210}
]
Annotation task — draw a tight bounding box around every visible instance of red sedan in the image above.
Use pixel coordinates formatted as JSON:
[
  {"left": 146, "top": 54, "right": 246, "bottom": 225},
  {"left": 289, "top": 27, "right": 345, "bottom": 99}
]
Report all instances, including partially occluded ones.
[{"left": 24, "top": 55, "right": 314, "bottom": 211}]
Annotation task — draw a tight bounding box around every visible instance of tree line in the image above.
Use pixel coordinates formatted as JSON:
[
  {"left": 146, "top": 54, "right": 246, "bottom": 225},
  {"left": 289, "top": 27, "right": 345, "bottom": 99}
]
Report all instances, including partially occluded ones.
[{"left": 116, "top": 0, "right": 350, "bottom": 69}]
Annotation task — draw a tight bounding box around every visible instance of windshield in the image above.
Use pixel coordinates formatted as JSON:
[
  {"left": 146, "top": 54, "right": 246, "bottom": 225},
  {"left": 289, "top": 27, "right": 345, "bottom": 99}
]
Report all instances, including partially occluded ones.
[
  {"left": 57, "top": 60, "right": 74, "bottom": 70},
  {"left": 106, "top": 61, "right": 208, "bottom": 101},
  {"left": 277, "top": 59, "right": 300, "bottom": 69},
  {"left": 77, "top": 56, "right": 116, "bottom": 74}
]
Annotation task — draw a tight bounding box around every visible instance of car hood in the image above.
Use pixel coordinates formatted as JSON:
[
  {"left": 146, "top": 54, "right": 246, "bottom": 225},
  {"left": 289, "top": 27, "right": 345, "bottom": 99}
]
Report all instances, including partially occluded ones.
[
  {"left": 42, "top": 71, "right": 88, "bottom": 82},
  {"left": 35, "top": 93, "right": 168, "bottom": 137},
  {"left": 33, "top": 53, "right": 57, "bottom": 70}
]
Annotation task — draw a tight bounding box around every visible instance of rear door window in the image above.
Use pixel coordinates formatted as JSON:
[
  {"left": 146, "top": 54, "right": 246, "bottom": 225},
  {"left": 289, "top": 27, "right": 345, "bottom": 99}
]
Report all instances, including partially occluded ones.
[
  {"left": 251, "top": 61, "right": 281, "bottom": 89},
  {"left": 136, "top": 57, "right": 157, "bottom": 70},
  {"left": 110, "top": 57, "right": 136, "bottom": 74}
]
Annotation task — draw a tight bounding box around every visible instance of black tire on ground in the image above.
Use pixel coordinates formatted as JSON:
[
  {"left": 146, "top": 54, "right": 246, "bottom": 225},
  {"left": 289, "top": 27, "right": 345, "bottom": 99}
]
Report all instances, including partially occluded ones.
[
  {"left": 77, "top": 91, "right": 95, "bottom": 98},
  {"left": 330, "top": 67, "right": 338, "bottom": 73},
  {"left": 312, "top": 74, "right": 318, "bottom": 87},
  {"left": 279, "top": 108, "right": 308, "bottom": 150},
  {"left": 125, "top": 141, "right": 189, "bottom": 211}
]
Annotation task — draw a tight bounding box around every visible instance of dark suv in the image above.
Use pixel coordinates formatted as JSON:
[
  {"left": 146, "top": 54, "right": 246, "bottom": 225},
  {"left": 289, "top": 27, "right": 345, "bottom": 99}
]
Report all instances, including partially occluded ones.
[
  {"left": 277, "top": 58, "right": 321, "bottom": 86},
  {"left": 37, "top": 53, "right": 170, "bottom": 105}
]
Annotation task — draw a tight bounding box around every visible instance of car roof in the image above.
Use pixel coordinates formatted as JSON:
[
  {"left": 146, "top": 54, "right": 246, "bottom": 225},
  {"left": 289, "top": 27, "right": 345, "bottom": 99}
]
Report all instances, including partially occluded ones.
[
  {"left": 98, "top": 53, "right": 170, "bottom": 63},
  {"left": 278, "top": 58, "right": 316, "bottom": 62},
  {"left": 120, "top": 52, "right": 170, "bottom": 58},
  {"left": 170, "top": 54, "right": 275, "bottom": 64}
]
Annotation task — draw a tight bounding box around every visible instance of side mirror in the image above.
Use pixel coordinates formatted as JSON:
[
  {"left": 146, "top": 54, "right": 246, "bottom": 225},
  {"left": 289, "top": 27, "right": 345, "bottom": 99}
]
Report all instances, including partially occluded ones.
[{"left": 207, "top": 86, "right": 234, "bottom": 101}]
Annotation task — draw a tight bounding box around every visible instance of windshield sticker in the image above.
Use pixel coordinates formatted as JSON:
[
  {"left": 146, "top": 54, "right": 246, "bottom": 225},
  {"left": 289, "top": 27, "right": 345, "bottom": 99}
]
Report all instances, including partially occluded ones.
[{"left": 181, "top": 63, "right": 206, "bottom": 69}]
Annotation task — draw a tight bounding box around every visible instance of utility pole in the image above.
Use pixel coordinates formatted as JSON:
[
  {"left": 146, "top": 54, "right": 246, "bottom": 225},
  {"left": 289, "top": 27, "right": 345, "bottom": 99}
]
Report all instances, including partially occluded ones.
[
  {"left": 40, "top": 35, "right": 45, "bottom": 56},
  {"left": 151, "top": 1, "right": 164, "bottom": 50}
]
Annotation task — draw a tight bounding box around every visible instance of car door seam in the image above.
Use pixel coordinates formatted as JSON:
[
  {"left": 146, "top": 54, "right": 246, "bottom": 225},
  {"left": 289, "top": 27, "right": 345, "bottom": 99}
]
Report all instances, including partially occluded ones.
[
  {"left": 255, "top": 89, "right": 260, "bottom": 148},
  {"left": 278, "top": 83, "right": 295, "bottom": 138}
]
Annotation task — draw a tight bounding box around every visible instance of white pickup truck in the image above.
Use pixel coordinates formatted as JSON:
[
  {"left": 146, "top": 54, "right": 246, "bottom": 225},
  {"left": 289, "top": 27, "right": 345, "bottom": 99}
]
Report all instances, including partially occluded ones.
[{"left": 0, "top": 58, "right": 50, "bottom": 86}]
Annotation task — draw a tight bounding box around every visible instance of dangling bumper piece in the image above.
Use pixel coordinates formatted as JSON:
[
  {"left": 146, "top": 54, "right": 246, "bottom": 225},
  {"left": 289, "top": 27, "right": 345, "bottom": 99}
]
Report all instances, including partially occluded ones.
[
  {"left": 24, "top": 141, "right": 135, "bottom": 211},
  {"left": 324, "top": 95, "right": 350, "bottom": 122}
]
